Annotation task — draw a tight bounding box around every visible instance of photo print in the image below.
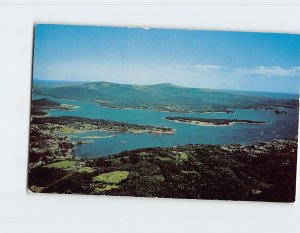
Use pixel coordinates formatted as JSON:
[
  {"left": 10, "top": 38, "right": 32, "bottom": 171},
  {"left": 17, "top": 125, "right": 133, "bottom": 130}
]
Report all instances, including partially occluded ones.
[{"left": 29, "top": 24, "right": 299, "bottom": 202}]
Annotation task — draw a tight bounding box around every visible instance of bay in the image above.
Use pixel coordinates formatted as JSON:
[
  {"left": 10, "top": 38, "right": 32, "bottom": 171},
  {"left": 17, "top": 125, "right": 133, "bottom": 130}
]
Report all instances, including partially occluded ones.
[{"left": 32, "top": 94, "right": 299, "bottom": 157}]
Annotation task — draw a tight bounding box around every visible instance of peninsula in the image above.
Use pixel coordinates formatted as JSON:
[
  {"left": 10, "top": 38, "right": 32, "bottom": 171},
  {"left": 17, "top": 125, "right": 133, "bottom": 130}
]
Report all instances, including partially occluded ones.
[{"left": 32, "top": 116, "right": 175, "bottom": 135}]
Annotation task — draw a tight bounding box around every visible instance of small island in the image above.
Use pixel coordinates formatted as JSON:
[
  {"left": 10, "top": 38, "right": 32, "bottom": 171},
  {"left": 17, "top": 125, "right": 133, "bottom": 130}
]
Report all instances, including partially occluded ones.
[
  {"left": 274, "top": 109, "right": 288, "bottom": 114},
  {"left": 74, "top": 140, "right": 93, "bottom": 145},
  {"left": 165, "top": 116, "right": 266, "bottom": 126}
]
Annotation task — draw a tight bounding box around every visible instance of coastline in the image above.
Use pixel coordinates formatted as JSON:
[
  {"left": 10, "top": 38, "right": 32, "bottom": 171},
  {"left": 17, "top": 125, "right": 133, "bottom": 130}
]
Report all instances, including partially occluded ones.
[
  {"left": 165, "top": 118, "right": 266, "bottom": 127},
  {"left": 80, "top": 135, "right": 117, "bottom": 139},
  {"left": 34, "top": 91, "right": 238, "bottom": 114}
]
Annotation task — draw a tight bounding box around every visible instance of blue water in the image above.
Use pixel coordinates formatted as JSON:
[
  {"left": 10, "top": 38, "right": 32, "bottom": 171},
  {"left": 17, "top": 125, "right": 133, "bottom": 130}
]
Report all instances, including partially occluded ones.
[{"left": 33, "top": 94, "right": 299, "bottom": 157}]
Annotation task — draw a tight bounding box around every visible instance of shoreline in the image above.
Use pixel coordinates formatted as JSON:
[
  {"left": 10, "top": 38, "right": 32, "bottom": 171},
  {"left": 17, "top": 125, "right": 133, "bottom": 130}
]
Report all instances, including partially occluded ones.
[
  {"left": 165, "top": 118, "right": 266, "bottom": 127},
  {"left": 33, "top": 92, "right": 237, "bottom": 114},
  {"left": 80, "top": 135, "right": 117, "bottom": 139}
]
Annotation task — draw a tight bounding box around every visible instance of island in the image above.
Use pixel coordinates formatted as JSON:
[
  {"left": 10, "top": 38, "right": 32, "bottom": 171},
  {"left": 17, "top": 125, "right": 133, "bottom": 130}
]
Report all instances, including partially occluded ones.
[
  {"left": 274, "top": 109, "right": 288, "bottom": 114},
  {"left": 74, "top": 140, "right": 93, "bottom": 145},
  {"left": 165, "top": 116, "right": 266, "bottom": 126},
  {"left": 31, "top": 98, "right": 79, "bottom": 116}
]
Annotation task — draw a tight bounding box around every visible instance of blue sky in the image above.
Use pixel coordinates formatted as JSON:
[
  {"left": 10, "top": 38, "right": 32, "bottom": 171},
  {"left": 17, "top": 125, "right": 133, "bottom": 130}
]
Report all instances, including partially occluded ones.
[{"left": 33, "top": 24, "right": 300, "bottom": 93}]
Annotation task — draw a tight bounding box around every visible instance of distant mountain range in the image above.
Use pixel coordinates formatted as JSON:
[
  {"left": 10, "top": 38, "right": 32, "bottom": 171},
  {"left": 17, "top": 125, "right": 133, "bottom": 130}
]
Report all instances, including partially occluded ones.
[{"left": 33, "top": 80, "right": 299, "bottom": 113}]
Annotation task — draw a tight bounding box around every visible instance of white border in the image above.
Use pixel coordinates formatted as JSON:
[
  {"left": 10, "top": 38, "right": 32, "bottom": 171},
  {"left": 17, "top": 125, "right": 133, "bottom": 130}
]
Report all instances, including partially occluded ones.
[{"left": 0, "top": 3, "right": 299, "bottom": 233}]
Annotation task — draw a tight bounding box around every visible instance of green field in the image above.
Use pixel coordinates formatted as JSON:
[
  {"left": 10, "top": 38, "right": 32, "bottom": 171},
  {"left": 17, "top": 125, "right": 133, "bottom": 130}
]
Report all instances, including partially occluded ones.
[
  {"left": 78, "top": 167, "right": 95, "bottom": 173},
  {"left": 45, "top": 160, "right": 77, "bottom": 169},
  {"left": 93, "top": 171, "right": 129, "bottom": 184},
  {"left": 176, "top": 152, "right": 188, "bottom": 161}
]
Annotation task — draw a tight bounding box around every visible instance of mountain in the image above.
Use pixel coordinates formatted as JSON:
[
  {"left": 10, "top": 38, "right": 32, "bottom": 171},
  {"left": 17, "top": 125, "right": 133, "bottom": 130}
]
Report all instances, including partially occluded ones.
[{"left": 33, "top": 81, "right": 299, "bottom": 113}]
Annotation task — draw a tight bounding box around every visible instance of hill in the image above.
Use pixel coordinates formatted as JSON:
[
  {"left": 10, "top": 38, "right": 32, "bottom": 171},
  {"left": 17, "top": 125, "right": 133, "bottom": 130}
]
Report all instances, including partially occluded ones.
[{"left": 33, "top": 81, "right": 299, "bottom": 113}]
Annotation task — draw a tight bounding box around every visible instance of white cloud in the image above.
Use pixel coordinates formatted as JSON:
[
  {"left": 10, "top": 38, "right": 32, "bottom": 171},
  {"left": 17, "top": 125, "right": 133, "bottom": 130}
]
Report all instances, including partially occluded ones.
[
  {"left": 236, "top": 66, "right": 300, "bottom": 77},
  {"left": 195, "top": 64, "right": 221, "bottom": 70}
]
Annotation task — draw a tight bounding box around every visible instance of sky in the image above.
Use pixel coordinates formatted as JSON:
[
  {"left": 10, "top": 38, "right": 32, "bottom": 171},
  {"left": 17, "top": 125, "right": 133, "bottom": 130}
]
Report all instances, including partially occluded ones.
[{"left": 33, "top": 24, "right": 300, "bottom": 93}]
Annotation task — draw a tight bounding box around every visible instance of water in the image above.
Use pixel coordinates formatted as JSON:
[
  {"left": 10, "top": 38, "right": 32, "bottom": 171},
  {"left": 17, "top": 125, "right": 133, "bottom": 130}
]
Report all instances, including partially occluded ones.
[{"left": 33, "top": 94, "right": 299, "bottom": 157}]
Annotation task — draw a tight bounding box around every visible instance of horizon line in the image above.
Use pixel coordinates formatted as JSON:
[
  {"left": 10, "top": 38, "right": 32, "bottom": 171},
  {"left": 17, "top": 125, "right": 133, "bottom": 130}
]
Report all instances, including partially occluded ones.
[{"left": 33, "top": 79, "right": 300, "bottom": 95}]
